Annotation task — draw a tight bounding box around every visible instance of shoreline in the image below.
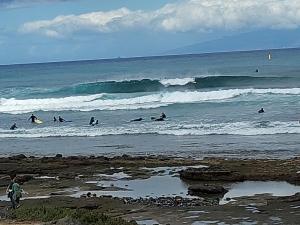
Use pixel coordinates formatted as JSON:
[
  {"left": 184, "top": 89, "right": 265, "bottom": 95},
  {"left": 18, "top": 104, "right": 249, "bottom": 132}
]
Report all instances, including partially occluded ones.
[
  {"left": 0, "top": 154, "right": 299, "bottom": 224},
  {"left": 1, "top": 133, "right": 299, "bottom": 160}
]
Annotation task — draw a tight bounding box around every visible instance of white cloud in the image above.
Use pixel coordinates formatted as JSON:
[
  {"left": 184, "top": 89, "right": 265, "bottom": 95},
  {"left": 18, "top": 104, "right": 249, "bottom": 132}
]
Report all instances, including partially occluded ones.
[
  {"left": 1, "top": 0, "right": 72, "bottom": 9},
  {"left": 20, "top": 0, "right": 300, "bottom": 37}
]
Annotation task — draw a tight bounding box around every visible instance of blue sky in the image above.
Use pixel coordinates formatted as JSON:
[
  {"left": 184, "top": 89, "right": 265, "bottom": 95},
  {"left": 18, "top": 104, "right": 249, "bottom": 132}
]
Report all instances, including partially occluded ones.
[{"left": 1, "top": 0, "right": 300, "bottom": 65}]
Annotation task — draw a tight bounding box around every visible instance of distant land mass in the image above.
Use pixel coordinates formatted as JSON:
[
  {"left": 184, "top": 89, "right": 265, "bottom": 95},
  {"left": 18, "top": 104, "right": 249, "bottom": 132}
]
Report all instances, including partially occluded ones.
[{"left": 165, "top": 29, "right": 300, "bottom": 55}]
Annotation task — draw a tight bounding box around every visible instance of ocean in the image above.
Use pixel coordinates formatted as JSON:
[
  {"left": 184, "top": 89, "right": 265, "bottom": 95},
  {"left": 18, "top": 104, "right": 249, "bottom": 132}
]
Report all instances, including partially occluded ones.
[{"left": 0, "top": 48, "right": 300, "bottom": 158}]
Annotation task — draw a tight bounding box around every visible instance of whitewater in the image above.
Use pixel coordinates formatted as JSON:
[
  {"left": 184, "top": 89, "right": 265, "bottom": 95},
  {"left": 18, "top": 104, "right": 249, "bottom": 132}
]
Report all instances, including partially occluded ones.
[
  {"left": 0, "top": 121, "right": 299, "bottom": 138},
  {"left": 1, "top": 88, "right": 300, "bottom": 114}
]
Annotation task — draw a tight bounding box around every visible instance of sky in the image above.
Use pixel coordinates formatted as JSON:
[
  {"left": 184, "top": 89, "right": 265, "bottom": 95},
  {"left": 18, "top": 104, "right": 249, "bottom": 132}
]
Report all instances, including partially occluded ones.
[{"left": 1, "top": 0, "right": 300, "bottom": 65}]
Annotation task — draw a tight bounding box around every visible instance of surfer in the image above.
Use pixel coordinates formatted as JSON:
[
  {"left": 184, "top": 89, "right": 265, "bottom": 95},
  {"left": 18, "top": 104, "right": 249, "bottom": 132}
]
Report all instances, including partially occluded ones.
[
  {"left": 131, "top": 118, "right": 143, "bottom": 122},
  {"left": 89, "top": 117, "right": 95, "bottom": 125},
  {"left": 89, "top": 117, "right": 99, "bottom": 125},
  {"left": 258, "top": 108, "right": 265, "bottom": 113},
  {"left": 28, "top": 114, "right": 37, "bottom": 123},
  {"left": 151, "top": 112, "right": 167, "bottom": 121},
  {"left": 255, "top": 69, "right": 259, "bottom": 73},
  {"left": 58, "top": 116, "right": 65, "bottom": 122},
  {"left": 53, "top": 117, "right": 57, "bottom": 122},
  {"left": 91, "top": 120, "right": 99, "bottom": 126},
  {"left": 10, "top": 123, "right": 17, "bottom": 130}
]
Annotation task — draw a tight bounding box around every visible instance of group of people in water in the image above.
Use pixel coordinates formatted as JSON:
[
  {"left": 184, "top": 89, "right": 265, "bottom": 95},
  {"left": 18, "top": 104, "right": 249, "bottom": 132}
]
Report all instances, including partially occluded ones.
[
  {"left": 8, "top": 112, "right": 168, "bottom": 131},
  {"left": 131, "top": 112, "right": 167, "bottom": 122},
  {"left": 7, "top": 108, "right": 271, "bottom": 131}
]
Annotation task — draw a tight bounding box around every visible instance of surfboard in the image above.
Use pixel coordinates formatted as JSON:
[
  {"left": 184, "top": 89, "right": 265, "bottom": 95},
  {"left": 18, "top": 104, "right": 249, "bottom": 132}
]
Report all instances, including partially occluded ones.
[{"left": 34, "top": 119, "right": 43, "bottom": 124}]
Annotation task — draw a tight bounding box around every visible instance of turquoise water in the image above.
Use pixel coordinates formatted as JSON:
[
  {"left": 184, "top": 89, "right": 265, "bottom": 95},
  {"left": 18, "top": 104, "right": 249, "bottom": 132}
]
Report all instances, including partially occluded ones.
[{"left": 0, "top": 49, "right": 300, "bottom": 157}]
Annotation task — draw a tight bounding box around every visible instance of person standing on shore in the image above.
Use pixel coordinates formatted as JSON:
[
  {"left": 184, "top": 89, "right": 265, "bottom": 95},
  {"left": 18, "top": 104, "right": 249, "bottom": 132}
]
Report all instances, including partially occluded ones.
[
  {"left": 11, "top": 177, "right": 23, "bottom": 209},
  {"left": 6, "top": 174, "right": 16, "bottom": 209}
]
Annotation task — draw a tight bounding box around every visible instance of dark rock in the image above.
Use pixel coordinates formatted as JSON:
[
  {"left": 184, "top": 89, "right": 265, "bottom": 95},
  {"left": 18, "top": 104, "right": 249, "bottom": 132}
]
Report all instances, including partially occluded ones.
[
  {"left": 180, "top": 166, "right": 242, "bottom": 181},
  {"left": 122, "top": 154, "right": 131, "bottom": 159},
  {"left": 96, "top": 156, "right": 109, "bottom": 161},
  {"left": 50, "top": 192, "right": 63, "bottom": 196},
  {"left": 16, "top": 175, "right": 34, "bottom": 184},
  {"left": 0, "top": 207, "right": 11, "bottom": 219},
  {"left": 43, "top": 217, "right": 83, "bottom": 225},
  {"left": 279, "top": 192, "right": 300, "bottom": 202},
  {"left": 9, "top": 154, "right": 27, "bottom": 160},
  {"left": 188, "top": 184, "right": 228, "bottom": 196}
]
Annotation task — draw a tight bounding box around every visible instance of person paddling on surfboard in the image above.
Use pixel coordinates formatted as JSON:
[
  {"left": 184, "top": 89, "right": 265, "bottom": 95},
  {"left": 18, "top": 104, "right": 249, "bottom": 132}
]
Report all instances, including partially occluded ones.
[
  {"left": 89, "top": 117, "right": 95, "bottom": 125},
  {"left": 28, "top": 114, "right": 37, "bottom": 123},
  {"left": 58, "top": 116, "right": 65, "bottom": 123},
  {"left": 10, "top": 123, "right": 17, "bottom": 130},
  {"left": 258, "top": 108, "right": 265, "bottom": 113},
  {"left": 161, "top": 112, "right": 166, "bottom": 119}
]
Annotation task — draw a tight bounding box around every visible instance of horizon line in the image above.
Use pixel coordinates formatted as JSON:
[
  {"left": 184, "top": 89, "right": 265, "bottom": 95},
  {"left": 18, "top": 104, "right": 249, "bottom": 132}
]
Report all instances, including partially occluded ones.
[{"left": 0, "top": 47, "right": 298, "bottom": 67}]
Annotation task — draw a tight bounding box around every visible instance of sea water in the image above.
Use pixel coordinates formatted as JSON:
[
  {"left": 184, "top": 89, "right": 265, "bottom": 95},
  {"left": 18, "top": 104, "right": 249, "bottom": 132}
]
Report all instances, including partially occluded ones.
[{"left": 0, "top": 49, "right": 300, "bottom": 157}]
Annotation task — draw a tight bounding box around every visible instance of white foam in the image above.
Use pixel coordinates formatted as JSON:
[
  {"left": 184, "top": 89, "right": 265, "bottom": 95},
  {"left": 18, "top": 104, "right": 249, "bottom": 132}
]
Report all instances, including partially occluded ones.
[
  {"left": 1, "top": 88, "right": 300, "bottom": 114},
  {"left": 0, "top": 121, "right": 299, "bottom": 138},
  {"left": 0, "top": 94, "right": 104, "bottom": 114},
  {"left": 94, "top": 172, "right": 131, "bottom": 180},
  {"left": 160, "top": 77, "right": 195, "bottom": 86}
]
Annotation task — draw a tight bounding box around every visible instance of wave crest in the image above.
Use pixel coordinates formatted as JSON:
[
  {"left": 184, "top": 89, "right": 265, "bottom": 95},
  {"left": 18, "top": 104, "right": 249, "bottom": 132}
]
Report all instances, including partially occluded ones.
[
  {"left": 160, "top": 77, "right": 195, "bottom": 86},
  {"left": 2, "top": 75, "right": 298, "bottom": 98},
  {"left": 0, "top": 88, "right": 299, "bottom": 114}
]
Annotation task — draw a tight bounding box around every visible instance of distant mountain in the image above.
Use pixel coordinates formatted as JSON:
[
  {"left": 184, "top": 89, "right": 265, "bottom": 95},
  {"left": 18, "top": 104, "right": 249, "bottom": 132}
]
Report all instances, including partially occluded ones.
[{"left": 165, "top": 29, "right": 300, "bottom": 55}]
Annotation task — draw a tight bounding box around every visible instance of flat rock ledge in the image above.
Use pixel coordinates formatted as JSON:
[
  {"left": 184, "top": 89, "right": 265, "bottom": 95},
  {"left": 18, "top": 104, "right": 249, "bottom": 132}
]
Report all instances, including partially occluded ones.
[
  {"left": 180, "top": 166, "right": 241, "bottom": 181},
  {"left": 188, "top": 184, "right": 228, "bottom": 196}
]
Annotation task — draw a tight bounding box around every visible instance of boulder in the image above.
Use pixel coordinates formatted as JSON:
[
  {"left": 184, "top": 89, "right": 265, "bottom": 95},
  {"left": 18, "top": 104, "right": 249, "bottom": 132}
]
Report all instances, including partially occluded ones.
[
  {"left": 55, "top": 154, "right": 63, "bottom": 158},
  {"left": 180, "top": 166, "right": 243, "bottom": 181},
  {"left": 9, "top": 154, "right": 27, "bottom": 160},
  {"left": 188, "top": 184, "right": 228, "bottom": 196}
]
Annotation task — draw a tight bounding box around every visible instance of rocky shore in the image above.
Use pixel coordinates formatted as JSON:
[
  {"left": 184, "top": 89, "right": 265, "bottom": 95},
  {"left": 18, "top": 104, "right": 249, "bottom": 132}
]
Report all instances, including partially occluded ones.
[{"left": 0, "top": 154, "right": 299, "bottom": 225}]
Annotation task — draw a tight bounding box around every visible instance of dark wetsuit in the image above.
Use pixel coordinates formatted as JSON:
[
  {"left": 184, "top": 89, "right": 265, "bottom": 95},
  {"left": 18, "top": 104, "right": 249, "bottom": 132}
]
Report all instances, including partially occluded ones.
[
  {"left": 89, "top": 117, "right": 95, "bottom": 125},
  {"left": 7, "top": 181, "right": 15, "bottom": 208},
  {"left": 10, "top": 124, "right": 17, "bottom": 130},
  {"left": 258, "top": 108, "right": 265, "bottom": 113},
  {"left": 29, "top": 115, "right": 37, "bottom": 123},
  {"left": 58, "top": 117, "right": 65, "bottom": 122}
]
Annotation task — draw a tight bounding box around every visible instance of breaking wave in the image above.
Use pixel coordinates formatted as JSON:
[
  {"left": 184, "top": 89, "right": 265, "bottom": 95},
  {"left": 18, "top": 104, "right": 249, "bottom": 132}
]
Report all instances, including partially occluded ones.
[
  {"left": 1, "top": 88, "right": 300, "bottom": 114},
  {"left": 1, "top": 76, "right": 298, "bottom": 98}
]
